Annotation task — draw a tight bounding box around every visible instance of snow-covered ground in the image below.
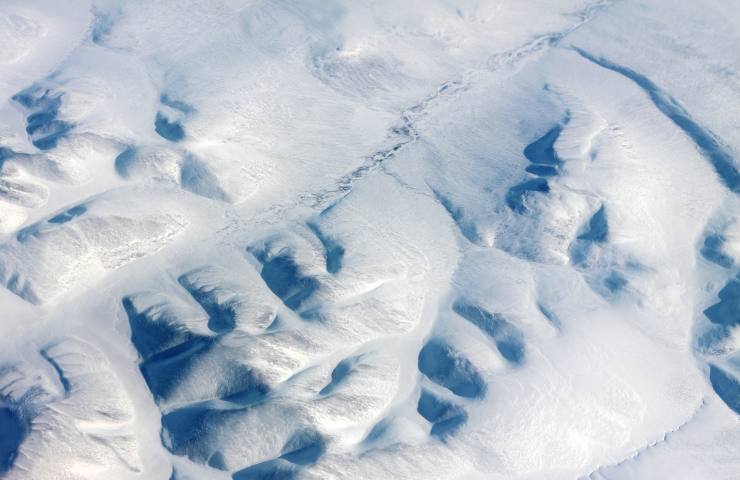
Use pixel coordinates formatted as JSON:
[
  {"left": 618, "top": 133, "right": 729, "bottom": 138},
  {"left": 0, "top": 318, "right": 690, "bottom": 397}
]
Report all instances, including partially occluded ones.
[{"left": 0, "top": 1, "right": 738, "bottom": 479}]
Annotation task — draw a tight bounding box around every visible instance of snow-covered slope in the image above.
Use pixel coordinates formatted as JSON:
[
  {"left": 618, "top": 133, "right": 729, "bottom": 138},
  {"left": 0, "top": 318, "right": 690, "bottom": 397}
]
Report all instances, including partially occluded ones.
[{"left": 0, "top": 1, "right": 738, "bottom": 479}]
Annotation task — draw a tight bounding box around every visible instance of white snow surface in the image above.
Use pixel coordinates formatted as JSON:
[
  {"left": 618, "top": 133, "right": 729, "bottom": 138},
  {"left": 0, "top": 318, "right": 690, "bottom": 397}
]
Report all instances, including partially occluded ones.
[{"left": 0, "top": 1, "right": 739, "bottom": 479}]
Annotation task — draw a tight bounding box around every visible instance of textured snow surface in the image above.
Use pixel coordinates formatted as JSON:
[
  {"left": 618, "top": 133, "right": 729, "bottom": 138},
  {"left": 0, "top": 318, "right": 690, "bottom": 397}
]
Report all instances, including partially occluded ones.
[{"left": 0, "top": 0, "right": 739, "bottom": 479}]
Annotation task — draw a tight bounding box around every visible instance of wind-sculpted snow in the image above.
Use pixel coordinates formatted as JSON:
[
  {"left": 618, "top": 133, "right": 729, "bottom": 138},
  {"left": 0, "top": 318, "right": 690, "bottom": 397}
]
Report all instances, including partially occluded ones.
[
  {"left": 708, "top": 365, "right": 740, "bottom": 415},
  {"left": 432, "top": 189, "right": 483, "bottom": 245},
  {"left": 248, "top": 245, "right": 321, "bottom": 313},
  {"left": 1, "top": 0, "right": 740, "bottom": 479},
  {"left": 114, "top": 147, "right": 245, "bottom": 203},
  {"left": 701, "top": 233, "right": 735, "bottom": 269},
  {"left": 308, "top": 222, "right": 345, "bottom": 275},
  {"left": 418, "top": 339, "right": 487, "bottom": 399},
  {"left": 703, "top": 276, "right": 740, "bottom": 329},
  {"left": 416, "top": 390, "right": 468, "bottom": 440},
  {"left": 0, "top": 379, "right": 29, "bottom": 475},
  {"left": 0, "top": 338, "right": 141, "bottom": 480},
  {"left": 0, "top": 190, "right": 186, "bottom": 304},
  {"left": 154, "top": 113, "right": 185, "bottom": 143},
  {"left": 506, "top": 118, "right": 569, "bottom": 215},
  {"left": 12, "top": 84, "right": 74, "bottom": 151},
  {"left": 452, "top": 300, "right": 525, "bottom": 365},
  {"left": 570, "top": 206, "right": 609, "bottom": 265},
  {"left": 119, "top": 179, "right": 440, "bottom": 473},
  {"left": 574, "top": 48, "right": 740, "bottom": 194}
]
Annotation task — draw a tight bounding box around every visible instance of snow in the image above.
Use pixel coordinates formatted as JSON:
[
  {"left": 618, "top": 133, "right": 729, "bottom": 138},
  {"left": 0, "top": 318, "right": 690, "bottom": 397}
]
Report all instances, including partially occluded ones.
[{"left": 0, "top": 0, "right": 738, "bottom": 479}]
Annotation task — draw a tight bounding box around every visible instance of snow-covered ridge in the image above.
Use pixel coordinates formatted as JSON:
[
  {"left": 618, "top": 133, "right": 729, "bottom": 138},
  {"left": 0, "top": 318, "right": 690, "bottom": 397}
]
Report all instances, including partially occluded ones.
[{"left": 0, "top": 0, "right": 738, "bottom": 479}]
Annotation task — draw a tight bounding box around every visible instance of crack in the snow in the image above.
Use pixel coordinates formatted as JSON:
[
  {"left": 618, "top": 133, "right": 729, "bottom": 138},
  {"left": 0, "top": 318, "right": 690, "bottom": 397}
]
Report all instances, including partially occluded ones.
[
  {"left": 581, "top": 399, "right": 707, "bottom": 479},
  {"left": 243, "top": 0, "right": 615, "bottom": 229},
  {"left": 300, "top": 79, "right": 466, "bottom": 213},
  {"left": 303, "top": 0, "right": 615, "bottom": 214},
  {"left": 485, "top": 0, "right": 615, "bottom": 71}
]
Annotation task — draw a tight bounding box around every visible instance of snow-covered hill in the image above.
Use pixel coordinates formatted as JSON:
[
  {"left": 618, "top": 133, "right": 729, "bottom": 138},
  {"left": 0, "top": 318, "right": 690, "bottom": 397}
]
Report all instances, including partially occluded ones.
[{"left": 0, "top": 1, "right": 738, "bottom": 479}]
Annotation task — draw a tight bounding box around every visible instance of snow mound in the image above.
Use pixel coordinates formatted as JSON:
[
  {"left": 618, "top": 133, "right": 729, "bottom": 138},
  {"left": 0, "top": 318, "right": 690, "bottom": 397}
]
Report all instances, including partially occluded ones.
[
  {"left": 1, "top": 337, "right": 140, "bottom": 479},
  {"left": 0, "top": 189, "right": 186, "bottom": 304}
]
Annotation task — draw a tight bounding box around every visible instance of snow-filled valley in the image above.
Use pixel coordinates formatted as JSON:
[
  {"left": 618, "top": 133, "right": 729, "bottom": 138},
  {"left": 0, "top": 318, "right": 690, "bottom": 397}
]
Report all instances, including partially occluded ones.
[{"left": 0, "top": 1, "right": 739, "bottom": 479}]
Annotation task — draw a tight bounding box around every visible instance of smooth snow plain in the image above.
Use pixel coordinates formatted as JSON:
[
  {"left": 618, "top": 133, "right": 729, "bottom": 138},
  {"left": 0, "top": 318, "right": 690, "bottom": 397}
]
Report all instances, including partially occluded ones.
[{"left": 0, "top": 1, "right": 739, "bottom": 479}]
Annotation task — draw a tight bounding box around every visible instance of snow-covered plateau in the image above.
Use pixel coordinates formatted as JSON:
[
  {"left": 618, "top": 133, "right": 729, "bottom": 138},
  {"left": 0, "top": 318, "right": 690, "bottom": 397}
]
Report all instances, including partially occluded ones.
[{"left": 0, "top": 1, "right": 739, "bottom": 479}]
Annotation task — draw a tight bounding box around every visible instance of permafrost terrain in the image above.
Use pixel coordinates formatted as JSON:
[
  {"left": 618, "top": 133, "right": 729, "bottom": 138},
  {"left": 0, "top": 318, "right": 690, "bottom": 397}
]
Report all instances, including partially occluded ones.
[{"left": 0, "top": 0, "right": 739, "bottom": 479}]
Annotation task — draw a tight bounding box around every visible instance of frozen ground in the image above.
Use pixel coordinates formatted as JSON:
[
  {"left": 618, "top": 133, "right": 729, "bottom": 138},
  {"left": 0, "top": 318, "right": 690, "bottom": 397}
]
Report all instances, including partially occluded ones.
[{"left": 0, "top": 0, "right": 739, "bottom": 479}]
